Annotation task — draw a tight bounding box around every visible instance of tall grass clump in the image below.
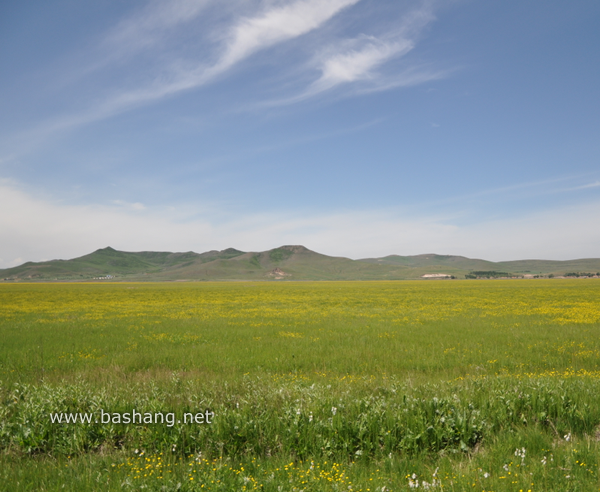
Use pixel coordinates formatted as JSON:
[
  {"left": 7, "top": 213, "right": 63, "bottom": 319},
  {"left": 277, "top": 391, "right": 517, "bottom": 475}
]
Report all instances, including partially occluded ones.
[{"left": 3, "top": 375, "right": 600, "bottom": 460}]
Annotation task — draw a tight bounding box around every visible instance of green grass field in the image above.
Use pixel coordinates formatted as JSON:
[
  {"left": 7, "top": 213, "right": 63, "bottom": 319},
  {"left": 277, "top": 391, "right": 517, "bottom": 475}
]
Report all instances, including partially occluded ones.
[{"left": 1, "top": 280, "right": 600, "bottom": 491}]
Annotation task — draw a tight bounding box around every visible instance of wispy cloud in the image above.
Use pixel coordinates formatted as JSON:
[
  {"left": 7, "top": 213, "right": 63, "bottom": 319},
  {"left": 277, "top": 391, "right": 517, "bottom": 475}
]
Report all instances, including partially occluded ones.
[
  {"left": 68, "top": 0, "right": 216, "bottom": 85},
  {"left": 308, "top": 4, "right": 434, "bottom": 94},
  {"left": 97, "top": 0, "right": 362, "bottom": 112},
  {"left": 9, "top": 0, "right": 364, "bottom": 144},
  {"left": 428, "top": 173, "right": 600, "bottom": 208},
  {"left": 567, "top": 181, "right": 600, "bottom": 191},
  {"left": 257, "top": 2, "right": 443, "bottom": 105},
  {"left": 104, "top": 0, "right": 213, "bottom": 55},
  {"left": 98, "top": 0, "right": 362, "bottom": 112},
  {"left": 2, "top": 0, "right": 448, "bottom": 156},
  {"left": 309, "top": 36, "right": 414, "bottom": 93},
  {"left": 210, "top": 0, "right": 361, "bottom": 76}
]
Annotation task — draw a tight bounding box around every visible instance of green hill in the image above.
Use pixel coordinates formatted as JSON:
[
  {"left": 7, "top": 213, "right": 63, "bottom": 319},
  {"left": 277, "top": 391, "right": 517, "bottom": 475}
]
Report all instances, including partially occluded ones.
[
  {"left": 495, "top": 258, "right": 600, "bottom": 274},
  {"left": 358, "top": 253, "right": 498, "bottom": 270},
  {"left": 0, "top": 247, "right": 245, "bottom": 281},
  {"left": 1, "top": 246, "right": 600, "bottom": 281}
]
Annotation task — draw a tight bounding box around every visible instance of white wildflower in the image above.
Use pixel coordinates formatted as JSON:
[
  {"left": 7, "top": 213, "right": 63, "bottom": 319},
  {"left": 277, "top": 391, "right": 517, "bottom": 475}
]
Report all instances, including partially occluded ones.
[
  {"left": 514, "top": 447, "right": 526, "bottom": 464},
  {"left": 408, "top": 473, "right": 422, "bottom": 488}
]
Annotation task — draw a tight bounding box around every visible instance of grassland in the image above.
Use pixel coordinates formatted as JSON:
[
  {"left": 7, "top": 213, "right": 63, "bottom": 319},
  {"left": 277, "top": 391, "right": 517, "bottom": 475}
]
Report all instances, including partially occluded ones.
[{"left": 1, "top": 280, "right": 600, "bottom": 491}]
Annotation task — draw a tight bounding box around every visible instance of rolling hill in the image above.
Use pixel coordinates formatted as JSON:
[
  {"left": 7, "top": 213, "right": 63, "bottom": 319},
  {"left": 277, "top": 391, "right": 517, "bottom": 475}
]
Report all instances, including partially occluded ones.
[{"left": 1, "top": 246, "right": 599, "bottom": 281}]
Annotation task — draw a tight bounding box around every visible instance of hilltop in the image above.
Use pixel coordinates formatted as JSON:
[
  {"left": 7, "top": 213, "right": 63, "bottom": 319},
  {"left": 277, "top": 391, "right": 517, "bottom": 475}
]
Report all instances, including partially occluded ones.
[{"left": 1, "top": 246, "right": 599, "bottom": 281}]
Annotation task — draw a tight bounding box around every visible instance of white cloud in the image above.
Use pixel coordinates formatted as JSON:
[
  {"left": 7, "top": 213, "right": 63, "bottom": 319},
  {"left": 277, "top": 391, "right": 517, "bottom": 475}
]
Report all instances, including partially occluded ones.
[
  {"left": 2, "top": 0, "right": 447, "bottom": 152},
  {"left": 111, "top": 0, "right": 362, "bottom": 104},
  {"left": 311, "top": 37, "right": 413, "bottom": 92},
  {"left": 0, "top": 180, "right": 215, "bottom": 266},
  {"left": 11, "top": 0, "right": 363, "bottom": 141},
  {"left": 6, "top": 258, "right": 24, "bottom": 268},
  {"left": 259, "top": 3, "right": 443, "bottom": 105},
  {"left": 1, "top": 180, "right": 599, "bottom": 269},
  {"left": 112, "top": 200, "right": 146, "bottom": 211},
  {"left": 309, "top": 3, "right": 434, "bottom": 94},
  {"left": 211, "top": 0, "right": 360, "bottom": 74},
  {"left": 104, "top": 0, "right": 363, "bottom": 111}
]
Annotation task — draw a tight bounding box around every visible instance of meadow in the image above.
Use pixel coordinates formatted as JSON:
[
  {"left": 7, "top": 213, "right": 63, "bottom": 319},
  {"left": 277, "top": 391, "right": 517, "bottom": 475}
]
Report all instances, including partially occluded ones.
[{"left": 1, "top": 280, "right": 600, "bottom": 491}]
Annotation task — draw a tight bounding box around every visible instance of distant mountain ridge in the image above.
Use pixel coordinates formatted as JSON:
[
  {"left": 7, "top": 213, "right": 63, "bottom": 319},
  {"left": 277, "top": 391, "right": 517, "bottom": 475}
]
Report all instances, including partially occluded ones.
[{"left": 1, "top": 246, "right": 600, "bottom": 281}]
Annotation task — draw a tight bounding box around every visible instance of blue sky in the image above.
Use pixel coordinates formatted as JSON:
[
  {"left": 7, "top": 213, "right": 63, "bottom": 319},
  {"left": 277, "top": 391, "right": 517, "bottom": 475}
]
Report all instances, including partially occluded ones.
[{"left": 1, "top": 0, "right": 599, "bottom": 267}]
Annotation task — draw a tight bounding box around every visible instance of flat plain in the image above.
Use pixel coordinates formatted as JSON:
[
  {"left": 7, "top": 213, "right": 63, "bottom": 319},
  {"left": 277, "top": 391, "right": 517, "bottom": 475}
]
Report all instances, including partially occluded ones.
[{"left": 1, "top": 280, "right": 600, "bottom": 491}]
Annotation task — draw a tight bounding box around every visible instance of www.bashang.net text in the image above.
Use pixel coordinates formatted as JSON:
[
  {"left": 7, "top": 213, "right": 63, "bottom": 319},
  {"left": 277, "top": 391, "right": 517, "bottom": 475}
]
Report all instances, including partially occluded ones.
[{"left": 49, "top": 409, "right": 214, "bottom": 427}]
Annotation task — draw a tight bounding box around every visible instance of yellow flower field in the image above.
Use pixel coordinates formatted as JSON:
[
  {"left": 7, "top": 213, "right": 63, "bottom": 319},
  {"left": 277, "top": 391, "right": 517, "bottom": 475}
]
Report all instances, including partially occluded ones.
[{"left": 1, "top": 280, "right": 599, "bottom": 382}]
